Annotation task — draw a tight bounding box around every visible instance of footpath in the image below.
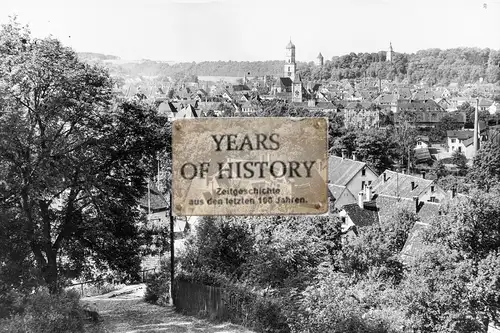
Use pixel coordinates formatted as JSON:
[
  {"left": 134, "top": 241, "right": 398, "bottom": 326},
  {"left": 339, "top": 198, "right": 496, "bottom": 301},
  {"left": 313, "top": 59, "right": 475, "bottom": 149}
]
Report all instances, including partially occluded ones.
[{"left": 81, "top": 284, "right": 254, "bottom": 333}]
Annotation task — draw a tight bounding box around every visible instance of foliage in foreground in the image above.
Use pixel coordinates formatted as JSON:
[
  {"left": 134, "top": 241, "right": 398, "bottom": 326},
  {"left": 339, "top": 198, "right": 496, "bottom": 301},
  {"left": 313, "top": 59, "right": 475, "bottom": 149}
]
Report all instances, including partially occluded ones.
[
  {"left": 0, "top": 289, "right": 86, "bottom": 333},
  {"left": 0, "top": 18, "right": 168, "bottom": 292},
  {"left": 165, "top": 195, "right": 500, "bottom": 333}
]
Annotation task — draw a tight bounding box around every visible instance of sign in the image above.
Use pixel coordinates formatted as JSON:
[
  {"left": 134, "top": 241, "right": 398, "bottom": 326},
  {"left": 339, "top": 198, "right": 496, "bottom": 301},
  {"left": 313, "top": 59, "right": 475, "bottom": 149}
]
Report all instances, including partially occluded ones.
[{"left": 172, "top": 117, "right": 328, "bottom": 216}]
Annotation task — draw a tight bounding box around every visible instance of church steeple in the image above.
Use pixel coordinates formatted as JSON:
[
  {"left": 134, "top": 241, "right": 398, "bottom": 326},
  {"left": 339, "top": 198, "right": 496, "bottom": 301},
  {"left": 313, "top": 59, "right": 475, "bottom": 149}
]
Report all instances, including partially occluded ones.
[
  {"left": 316, "top": 52, "right": 324, "bottom": 66},
  {"left": 284, "top": 38, "right": 296, "bottom": 81},
  {"left": 386, "top": 42, "right": 394, "bottom": 62}
]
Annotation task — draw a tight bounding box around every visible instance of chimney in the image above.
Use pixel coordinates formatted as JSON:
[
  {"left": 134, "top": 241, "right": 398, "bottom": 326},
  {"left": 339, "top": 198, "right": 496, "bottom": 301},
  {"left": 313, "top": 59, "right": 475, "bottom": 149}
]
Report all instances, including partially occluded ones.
[
  {"left": 341, "top": 149, "right": 347, "bottom": 159},
  {"left": 422, "top": 171, "right": 426, "bottom": 179},
  {"left": 365, "top": 185, "right": 372, "bottom": 201},
  {"left": 413, "top": 196, "right": 419, "bottom": 213},
  {"left": 383, "top": 172, "right": 387, "bottom": 182},
  {"left": 358, "top": 191, "right": 364, "bottom": 209},
  {"left": 411, "top": 181, "right": 416, "bottom": 191},
  {"left": 352, "top": 153, "right": 357, "bottom": 161}
]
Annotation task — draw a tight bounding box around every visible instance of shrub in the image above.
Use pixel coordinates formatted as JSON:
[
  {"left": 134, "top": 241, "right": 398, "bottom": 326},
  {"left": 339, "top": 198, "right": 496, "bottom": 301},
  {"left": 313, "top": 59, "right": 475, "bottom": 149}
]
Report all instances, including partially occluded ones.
[
  {"left": 144, "top": 272, "right": 170, "bottom": 306},
  {"left": 0, "top": 289, "right": 25, "bottom": 319},
  {"left": 0, "top": 288, "right": 85, "bottom": 333},
  {"left": 221, "top": 284, "right": 290, "bottom": 332}
]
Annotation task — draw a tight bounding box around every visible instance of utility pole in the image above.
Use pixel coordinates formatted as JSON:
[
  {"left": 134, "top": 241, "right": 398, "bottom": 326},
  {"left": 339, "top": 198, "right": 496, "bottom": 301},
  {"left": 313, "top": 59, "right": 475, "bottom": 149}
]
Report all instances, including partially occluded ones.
[
  {"left": 169, "top": 191, "right": 175, "bottom": 306},
  {"left": 473, "top": 97, "right": 480, "bottom": 156}
]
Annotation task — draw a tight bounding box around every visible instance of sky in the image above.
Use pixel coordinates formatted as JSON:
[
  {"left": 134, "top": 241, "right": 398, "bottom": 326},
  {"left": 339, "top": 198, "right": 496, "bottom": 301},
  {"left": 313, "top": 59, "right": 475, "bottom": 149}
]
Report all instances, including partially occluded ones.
[{"left": 2, "top": 0, "right": 500, "bottom": 63}]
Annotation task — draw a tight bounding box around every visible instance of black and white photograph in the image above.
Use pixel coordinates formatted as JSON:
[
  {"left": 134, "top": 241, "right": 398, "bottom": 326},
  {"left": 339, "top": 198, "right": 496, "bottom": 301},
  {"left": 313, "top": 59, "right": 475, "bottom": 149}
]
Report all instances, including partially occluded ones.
[{"left": 1, "top": 0, "right": 500, "bottom": 332}]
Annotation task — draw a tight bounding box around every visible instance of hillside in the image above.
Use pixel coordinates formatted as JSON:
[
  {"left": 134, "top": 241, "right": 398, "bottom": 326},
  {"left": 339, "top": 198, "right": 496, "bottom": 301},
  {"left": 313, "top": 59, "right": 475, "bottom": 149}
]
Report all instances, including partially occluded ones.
[{"left": 78, "top": 47, "right": 500, "bottom": 84}]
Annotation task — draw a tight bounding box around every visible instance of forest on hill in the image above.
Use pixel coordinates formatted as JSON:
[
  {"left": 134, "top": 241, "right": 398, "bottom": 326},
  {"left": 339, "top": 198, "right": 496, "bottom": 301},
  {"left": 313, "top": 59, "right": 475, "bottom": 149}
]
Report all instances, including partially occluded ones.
[{"left": 79, "top": 47, "right": 500, "bottom": 84}]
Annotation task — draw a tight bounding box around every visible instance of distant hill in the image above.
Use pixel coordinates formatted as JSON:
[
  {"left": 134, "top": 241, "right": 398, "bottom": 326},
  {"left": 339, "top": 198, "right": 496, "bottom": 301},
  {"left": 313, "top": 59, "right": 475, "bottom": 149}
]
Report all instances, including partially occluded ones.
[
  {"left": 78, "top": 48, "right": 500, "bottom": 84},
  {"left": 77, "top": 52, "right": 120, "bottom": 61}
]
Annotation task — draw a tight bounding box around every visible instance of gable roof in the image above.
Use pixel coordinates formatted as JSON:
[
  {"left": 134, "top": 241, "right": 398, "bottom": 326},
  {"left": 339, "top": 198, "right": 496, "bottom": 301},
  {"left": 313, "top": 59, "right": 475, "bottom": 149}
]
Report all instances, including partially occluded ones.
[
  {"left": 177, "top": 104, "right": 199, "bottom": 118},
  {"left": 279, "top": 77, "right": 293, "bottom": 87},
  {"left": 328, "top": 184, "right": 357, "bottom": 210},
  {"left": 371, "top": 170, "right": 434, "bottom": 199},
  {"left": 374, "top": 194, "right": 415, "bottom": 225},
  {"left": 343, "top": 203, "right": 379, "bottom": 227},
  {"left": 138, "top": 182, "right": 168, "bottom": 211},
  {"left": 446, "top": 130, "right": 474, "bottom": 140},
  {"left": 328, "top": 156, "right": 370, "bottom": 186},
  {"left": 400, "top": 222, "right": 429, "bottom": 262},
  {"left": 414, "top": 148, "right": 432, "bottom": 163}
]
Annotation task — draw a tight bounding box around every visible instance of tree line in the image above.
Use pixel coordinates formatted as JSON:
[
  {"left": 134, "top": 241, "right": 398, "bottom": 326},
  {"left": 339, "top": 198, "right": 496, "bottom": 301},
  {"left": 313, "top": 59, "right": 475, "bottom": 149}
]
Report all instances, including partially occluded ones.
[{"left": 81, "top": 47, "right": 500, "bottom": 84}]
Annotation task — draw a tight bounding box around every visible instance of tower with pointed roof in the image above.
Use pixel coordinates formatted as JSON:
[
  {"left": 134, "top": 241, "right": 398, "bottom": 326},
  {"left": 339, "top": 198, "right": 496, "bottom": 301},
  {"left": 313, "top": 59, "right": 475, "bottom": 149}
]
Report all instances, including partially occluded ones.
[
  {"left": 316, "top": 52, "right": 324, "bottom": 66},
  {"left": 386, "top": 42, "right": 394, "bottom": 62},
  {"left": 284, "top": 39, "right": 296, "bottom": 81},
  {"left": 292, "top": 74, "right": 303, "bottom": 103}
]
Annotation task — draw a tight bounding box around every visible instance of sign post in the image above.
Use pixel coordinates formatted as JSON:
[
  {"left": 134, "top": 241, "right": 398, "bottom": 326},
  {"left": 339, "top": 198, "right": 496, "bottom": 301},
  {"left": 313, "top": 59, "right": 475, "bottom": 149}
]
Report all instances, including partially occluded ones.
[{"left": 172, "top": 117, "right": 328, "bottom": 216}]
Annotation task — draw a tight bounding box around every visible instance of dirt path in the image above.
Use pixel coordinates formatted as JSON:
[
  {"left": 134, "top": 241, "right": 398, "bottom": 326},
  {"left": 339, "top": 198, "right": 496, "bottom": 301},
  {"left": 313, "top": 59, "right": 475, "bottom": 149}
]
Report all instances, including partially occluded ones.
[{"left": 81, "top": 284, "right": 254, "bottom": 333}]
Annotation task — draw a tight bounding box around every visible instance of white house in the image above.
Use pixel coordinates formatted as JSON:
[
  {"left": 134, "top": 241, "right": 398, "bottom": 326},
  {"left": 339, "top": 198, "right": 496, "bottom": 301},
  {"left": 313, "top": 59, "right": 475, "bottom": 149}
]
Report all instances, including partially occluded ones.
[
  {"left": 489, "top": 102, "right": 500, "bottom": 115},
  {"left": 327, "top": 155, "right": 379, "bottom": 200}
]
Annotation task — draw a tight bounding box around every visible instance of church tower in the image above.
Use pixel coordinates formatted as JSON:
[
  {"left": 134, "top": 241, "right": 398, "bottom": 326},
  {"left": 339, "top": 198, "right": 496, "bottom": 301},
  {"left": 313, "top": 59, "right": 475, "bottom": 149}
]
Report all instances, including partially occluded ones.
[
  {"left": 292, "top": 74, "right": 303, "bottom": 103},
  {"left": 316, "top": 52, "right": 324, "bottom": 67},
  {"left": 386, "top": 42, "right": 394, "bottom": 62},
  {"left": 284, "top": 39, "right": 296, "bottom": 81}
]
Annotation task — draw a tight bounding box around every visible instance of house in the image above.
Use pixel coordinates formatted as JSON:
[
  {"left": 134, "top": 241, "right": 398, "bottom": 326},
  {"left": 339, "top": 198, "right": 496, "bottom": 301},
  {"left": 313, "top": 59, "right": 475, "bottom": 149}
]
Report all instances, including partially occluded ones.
[
  {"left": 274, "top": 77, "right": 293, "bottom": 93},
  {"left": 240, "top": 100, "right": 261, "bottom": 113},
  {"left": 394, "top": 87, "right": 412, "bottom": 99},
  {"left": 328, "top": 183, "right": 357, "bottom": 212},
  {"left": 415, "top": 136, "right": 430, "bottom": 149},
  {"left": 394, "top": 100, "right": 466, "bottom": 127},
  {"left": 344, "top": 108, "right": 383, "bottom": 129},
  {"left": 414, "top": 148, "right": 433, "bottom": 164},
  {"left": 158, "top": 101, "right": 178, "bottom": 120},
  {"left": 176, "top": 104, "right": 200, "bottom": 118},
  {"left": 339, "top": 188, "right": 379, "bottom": 239},
  {"left": 327, "top": 155, "right": 379, "bottom": 202},
  {"left": 447, "top": 130, "right": 474, "bottom": 153},
  {"left": 446, "top": 126, "right": 487, "bottom": 158},
  {"left": 371, "top": 170, "right": 447, "bottom": 203},
  {"left": 488, "top": 102, "right": 500, "bottom": 115},
  {"left": 400, "top": 201, "right": 442, "bottom": 263},
  {"left": 478, "top": 98, "right": 494, "bottom": 112}
]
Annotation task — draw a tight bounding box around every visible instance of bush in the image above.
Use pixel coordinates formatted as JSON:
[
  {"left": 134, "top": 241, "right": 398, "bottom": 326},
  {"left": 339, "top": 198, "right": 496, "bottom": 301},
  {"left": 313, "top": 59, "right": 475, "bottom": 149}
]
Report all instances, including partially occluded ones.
[
  {"left": 221, "top": 284, "right": 290, "bottom": 332},
  {"left": 0, "top": 289, "right": 25, "bottom": 319},
  {"left": 144, "top": 272, "right": 170, "bottom": 306},
  {"left": 0, "top": 288, "right": 85, "bottom": 333}
]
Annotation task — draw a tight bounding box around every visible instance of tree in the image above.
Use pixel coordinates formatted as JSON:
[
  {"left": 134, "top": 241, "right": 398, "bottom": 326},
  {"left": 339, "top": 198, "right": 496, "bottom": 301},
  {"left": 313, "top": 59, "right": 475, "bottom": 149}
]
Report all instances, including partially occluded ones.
[
  {"left": 468, "top": 141, "right": 500, "bottom": 191},
  {"left": 392, "top": 112, "right": 418, "bottom": 171},
  {"left": 432, "top": 159, "right": 448, "bottom": 179},
  {"left": 430, "top": 113, "right": 463, "bottom": 141},
  {"left": 451, "top": 150, "right": 468, "bottom": 176},
  {"left": 0, "top": 19, "right": 167, "bottom": 292},
  {"left": 354, "top": 129, "right": 395, "bottom": 173},
  {"left": 180, "top": 216, "right": 255, "bottom": 280}
]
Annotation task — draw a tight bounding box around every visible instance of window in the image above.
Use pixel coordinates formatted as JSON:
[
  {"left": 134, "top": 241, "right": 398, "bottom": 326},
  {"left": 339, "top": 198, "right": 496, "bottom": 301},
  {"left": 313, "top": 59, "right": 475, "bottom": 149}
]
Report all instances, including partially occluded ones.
[
  {"left": 431, "top": 185, "right": 435, "bottom": 192},
  {"left": 361, "top": 168, "right": 366, "bottom": 176},
  {"left": 361, "top": 181, "right": 366, "bottom": 190},
  {"left": 451, "top": 138, "right": 456, "bottom": 143},
  {"left": 368, "top": 181, "right": 372, "bottom": 186}
]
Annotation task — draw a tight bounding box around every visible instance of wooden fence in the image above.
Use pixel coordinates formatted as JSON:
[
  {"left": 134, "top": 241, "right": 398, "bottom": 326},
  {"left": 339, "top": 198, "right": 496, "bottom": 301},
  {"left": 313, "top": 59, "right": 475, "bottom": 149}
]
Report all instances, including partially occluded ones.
[{"left": 173, "top": 279, "right": 251, "bottom": 322}]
